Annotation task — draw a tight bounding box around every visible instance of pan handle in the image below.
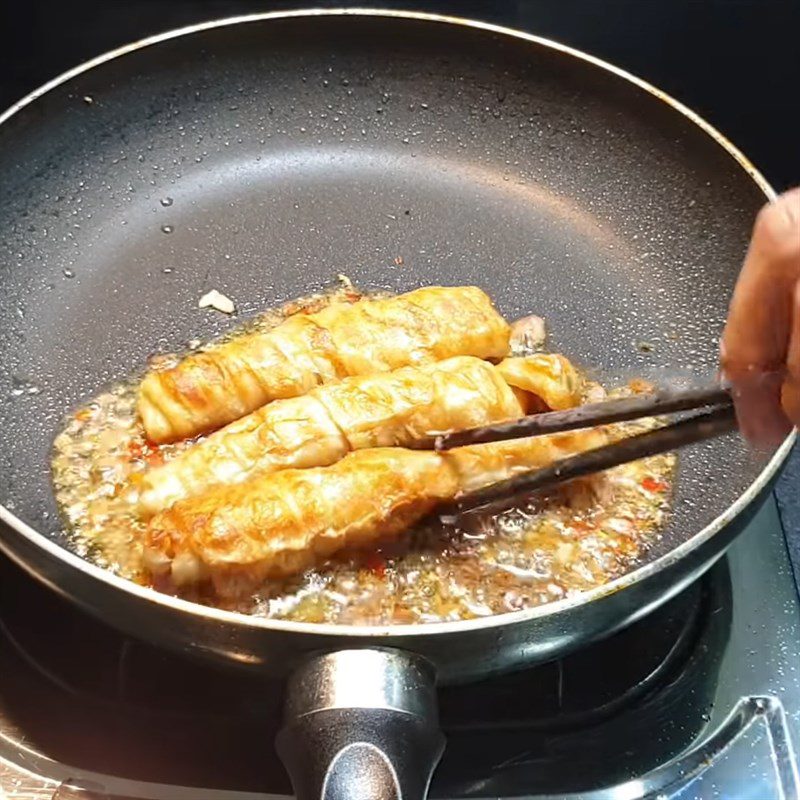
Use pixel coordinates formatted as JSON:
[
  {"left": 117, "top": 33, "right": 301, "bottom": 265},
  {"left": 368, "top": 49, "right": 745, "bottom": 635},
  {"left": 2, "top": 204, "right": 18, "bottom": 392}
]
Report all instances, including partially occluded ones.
[{"left": 276, "top": 648, "right": 444, "bottom": 800}]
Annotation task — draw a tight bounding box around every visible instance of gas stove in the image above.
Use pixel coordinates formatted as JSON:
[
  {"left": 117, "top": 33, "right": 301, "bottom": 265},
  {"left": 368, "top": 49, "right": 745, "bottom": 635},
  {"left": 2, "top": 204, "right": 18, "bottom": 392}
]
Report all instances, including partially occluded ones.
[{"left": 0, "top": 495, "right": 798, "bottom": 800}]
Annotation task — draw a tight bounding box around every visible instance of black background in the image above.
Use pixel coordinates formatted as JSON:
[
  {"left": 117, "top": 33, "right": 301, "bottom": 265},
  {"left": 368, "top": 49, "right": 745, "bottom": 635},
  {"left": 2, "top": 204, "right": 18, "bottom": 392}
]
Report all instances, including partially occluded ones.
[{"left": 1, "top": 0, "right": 798, "bottom": 190}]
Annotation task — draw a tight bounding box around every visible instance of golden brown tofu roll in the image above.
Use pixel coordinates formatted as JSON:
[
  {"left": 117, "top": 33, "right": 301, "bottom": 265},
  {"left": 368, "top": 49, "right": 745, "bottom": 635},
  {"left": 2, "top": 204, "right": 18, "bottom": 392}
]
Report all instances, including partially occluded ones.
[
  {"left": 495, "top": 354, "right": 582, "bottom": 411},
  {"left": 138, "top": 286, "right": 511, "bottom": 443},
  {"left": 144, "top": 448, "right": 458, "bottom": 593},
  {"left": 443, "top": 429, "right": 607, "bottom": 495},
  {"left": 137, "top": 354, "right": 582, "bottom": 516},
  {"left": 143, "top": 427, "right": 608, "bottom": 598}
]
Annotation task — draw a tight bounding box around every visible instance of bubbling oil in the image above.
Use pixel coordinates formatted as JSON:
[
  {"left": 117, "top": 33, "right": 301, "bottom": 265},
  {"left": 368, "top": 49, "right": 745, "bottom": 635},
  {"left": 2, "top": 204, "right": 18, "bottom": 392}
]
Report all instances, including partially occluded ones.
[{"left": 51, "top": 282, "right": 675, "bottom": 625}]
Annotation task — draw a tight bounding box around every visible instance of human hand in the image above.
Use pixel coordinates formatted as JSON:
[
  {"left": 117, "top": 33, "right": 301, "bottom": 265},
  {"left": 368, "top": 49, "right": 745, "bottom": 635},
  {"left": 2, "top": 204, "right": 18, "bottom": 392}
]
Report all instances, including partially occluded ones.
[{"left": 721, "top": 187, "right": 800, "bottom": 446}]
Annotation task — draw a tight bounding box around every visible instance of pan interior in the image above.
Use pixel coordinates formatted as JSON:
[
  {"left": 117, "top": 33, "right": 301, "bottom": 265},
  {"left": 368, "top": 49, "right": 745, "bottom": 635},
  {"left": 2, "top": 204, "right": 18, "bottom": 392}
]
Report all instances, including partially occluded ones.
[{"left": 0, "top": 15, "right": 770, "bottom": 585}]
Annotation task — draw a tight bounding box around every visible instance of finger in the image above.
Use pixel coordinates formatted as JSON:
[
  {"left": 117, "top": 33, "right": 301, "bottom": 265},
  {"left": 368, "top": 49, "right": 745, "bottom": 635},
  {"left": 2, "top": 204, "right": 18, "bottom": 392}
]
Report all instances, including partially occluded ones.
[
  {"left": 727, "top": 368, "right": 791, "bottom": 447},
  {"left": 722, "top": 187, "right": 800, "bottom": 371},
  {"left": 782, "top": 281, "right": 800, "bottom": 427},
  {"left": 722, "top": 188, "right": 800, "bottom": 445}
]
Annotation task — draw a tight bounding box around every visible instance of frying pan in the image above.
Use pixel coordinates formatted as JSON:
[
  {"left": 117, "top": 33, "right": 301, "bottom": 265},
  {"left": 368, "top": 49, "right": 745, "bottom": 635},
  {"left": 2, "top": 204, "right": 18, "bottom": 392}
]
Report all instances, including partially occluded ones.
[{"left": 0, "top": 9, "right": 793, "bottom": 798}]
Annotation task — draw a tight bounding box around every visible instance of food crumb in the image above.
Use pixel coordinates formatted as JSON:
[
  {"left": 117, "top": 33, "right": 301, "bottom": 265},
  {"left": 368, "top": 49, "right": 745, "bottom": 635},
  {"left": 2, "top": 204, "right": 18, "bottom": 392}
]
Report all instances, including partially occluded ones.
[
  {"left": 393, "top": 256, "right": 404, "bottom": 266},
  {"left": 198, "top": 289, "right": 236, "bottom": 315},
  {"left": 336, "top": 274, "right": 355, "bottom": 289},
  {"left": 628, "top": 377, "right": 655, "bottom": 394}
]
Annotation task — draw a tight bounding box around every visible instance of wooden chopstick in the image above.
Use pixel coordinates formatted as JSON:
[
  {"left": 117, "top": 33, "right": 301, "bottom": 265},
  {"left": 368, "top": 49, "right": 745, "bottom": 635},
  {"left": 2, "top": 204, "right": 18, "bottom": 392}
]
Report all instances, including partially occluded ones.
[
  {"left": 435, "top": 383, "right": 732, "bottom": 451},
  {"left": 438, "top": 404, "right": 738, "bottom": 524}
]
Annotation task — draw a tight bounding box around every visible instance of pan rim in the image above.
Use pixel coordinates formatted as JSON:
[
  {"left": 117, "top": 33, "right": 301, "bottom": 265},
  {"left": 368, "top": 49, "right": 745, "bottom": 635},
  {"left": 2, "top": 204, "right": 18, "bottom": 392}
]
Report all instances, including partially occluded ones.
[{"left": 0, "top": 7, "right": 795, "bottom": 640}]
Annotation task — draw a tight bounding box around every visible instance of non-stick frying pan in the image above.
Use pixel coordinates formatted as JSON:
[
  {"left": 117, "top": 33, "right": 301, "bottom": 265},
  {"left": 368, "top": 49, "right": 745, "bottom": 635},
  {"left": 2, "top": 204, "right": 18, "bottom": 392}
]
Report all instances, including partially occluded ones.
[{"left": 0, "top": 10, "right": 793, "bottom": 799}]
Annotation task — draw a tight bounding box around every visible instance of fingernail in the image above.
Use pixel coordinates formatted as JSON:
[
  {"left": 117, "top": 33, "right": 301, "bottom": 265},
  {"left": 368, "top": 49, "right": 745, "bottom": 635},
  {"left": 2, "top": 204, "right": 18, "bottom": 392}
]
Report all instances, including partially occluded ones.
[{"left": 778, "top": 187, "right": 800, "bottom": 226}]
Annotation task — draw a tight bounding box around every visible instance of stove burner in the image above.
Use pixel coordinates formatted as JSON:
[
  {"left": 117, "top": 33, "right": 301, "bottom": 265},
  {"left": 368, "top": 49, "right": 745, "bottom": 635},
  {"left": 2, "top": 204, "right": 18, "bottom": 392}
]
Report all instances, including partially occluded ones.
[
  {"left": 440, "top": 581, "right": 703, "bottom": 733},
  {"left": 0, "top": 551, "right": 732, "bottom": 796},
  {"left": 437, "top": 567, "right": 732, "bottom": 796}
]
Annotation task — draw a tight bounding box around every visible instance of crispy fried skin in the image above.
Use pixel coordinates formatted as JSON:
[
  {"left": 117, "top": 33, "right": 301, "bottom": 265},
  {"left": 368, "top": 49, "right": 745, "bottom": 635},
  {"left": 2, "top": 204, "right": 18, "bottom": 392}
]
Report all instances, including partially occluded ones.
[
  {"left": 495, "top": 354, "right": 582, "bottom": 411},
  {"left": 144, "top": 448, "right": 457, "bottom": 594},
  {"left": 137, "top": 354, "right": 582, "bottom": 516},
  {"left": 138, "top": 287, "right": 510, "bottom": 442},
  {"left": 143, "top": 426, "right": 607, "bottom": 598}
]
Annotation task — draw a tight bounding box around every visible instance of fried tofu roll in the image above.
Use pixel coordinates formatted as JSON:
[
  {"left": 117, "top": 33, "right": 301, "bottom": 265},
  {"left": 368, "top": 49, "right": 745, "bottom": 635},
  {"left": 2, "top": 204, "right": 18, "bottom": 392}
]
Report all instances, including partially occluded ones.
[
  {"left": 143, "top": 427, "right": 608, "bottom": 597},
  {"left": 137, "top": 353, "right": 582, "bottom": 516},
  {"left": 138, "top": 286, "right": 511, "bottom": 443}
]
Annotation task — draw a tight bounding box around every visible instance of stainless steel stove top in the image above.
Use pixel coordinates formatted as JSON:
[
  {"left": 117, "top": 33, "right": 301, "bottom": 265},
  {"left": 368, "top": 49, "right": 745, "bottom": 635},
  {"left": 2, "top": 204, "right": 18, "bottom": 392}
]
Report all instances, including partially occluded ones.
[{"left": 0, "top": 496, "right": 798, "bottom": 800}]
